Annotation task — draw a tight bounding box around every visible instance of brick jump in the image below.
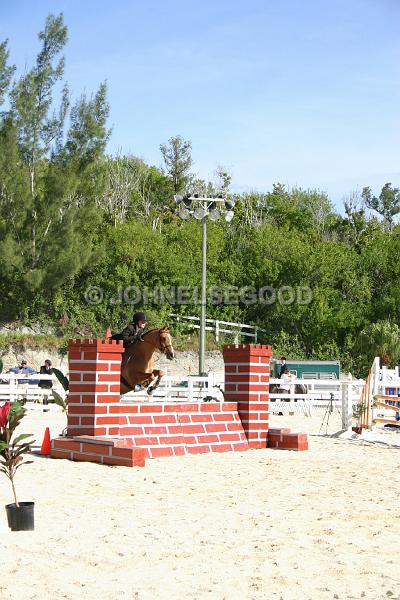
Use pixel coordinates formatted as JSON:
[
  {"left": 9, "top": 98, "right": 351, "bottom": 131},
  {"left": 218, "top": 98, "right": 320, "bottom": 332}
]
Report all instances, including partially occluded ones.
[{"left": 51, "top": 338, "right": 307, "bottom": 467}]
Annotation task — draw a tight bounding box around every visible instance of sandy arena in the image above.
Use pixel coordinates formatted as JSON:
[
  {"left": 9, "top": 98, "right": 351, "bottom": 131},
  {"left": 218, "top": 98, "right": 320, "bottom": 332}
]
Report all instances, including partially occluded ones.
[{"left": 1, "top": 408, "right": 400, "bottom": 600}]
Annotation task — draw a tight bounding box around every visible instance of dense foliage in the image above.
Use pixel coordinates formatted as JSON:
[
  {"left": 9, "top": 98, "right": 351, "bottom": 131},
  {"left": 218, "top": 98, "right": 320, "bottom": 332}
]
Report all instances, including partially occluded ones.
[{"left": 0, "top": 14, "right": 399, "bottom": 377}]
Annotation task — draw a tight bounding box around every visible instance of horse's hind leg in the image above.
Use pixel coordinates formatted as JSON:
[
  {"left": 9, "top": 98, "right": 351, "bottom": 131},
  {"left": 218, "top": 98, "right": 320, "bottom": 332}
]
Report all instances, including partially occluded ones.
[{"left": 146, "top": 369, "right": 164, "bottom": 396}]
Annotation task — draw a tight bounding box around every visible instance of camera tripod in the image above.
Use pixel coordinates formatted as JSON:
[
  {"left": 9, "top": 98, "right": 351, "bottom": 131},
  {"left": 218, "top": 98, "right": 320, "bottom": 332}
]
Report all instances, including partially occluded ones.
[{"left": 319, "top": 392, "right": 341, "bottom": 435}]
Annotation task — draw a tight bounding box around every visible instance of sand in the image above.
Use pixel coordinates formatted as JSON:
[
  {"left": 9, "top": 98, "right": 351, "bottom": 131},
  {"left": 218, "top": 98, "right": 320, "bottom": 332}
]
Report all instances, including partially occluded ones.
[{"left": 1, "top": 408, "right": 400, "bottom": 600}]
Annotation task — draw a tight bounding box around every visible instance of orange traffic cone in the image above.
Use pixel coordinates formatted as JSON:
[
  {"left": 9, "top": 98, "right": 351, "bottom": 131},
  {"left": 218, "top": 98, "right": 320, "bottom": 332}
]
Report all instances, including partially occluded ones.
[
  {"left": 40, "top": 427, "right": 51, "bottom": 455},
  {"left": 105, "top": 327, "right": 112, "bottom": 341}
]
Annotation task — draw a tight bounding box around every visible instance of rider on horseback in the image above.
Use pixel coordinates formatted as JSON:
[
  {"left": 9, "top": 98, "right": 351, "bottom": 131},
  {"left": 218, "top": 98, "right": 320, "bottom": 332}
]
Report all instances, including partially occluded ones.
[{"left": 111, "top": 312, "right": 148, "bottom": 348}]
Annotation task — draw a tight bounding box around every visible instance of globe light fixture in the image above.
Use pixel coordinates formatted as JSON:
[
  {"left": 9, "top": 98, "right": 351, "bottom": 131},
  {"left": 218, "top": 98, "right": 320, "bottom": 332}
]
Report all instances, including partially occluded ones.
[
  {"left": 178, "top": 206, "right": 191, "bottom": 220},
  {"left": 224, "top": 199, "right": 236, "bottom": 210},
  {"left": 193, "top": 206, "right": 207, "bottom": 220},
  {"left": 208, "top": 208, "right": 220, "bottom": 221}
]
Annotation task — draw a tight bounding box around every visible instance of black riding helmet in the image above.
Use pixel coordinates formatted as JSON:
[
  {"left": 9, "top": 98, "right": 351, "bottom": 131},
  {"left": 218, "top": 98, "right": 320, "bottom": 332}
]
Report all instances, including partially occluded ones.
[{"left": 133, "top": 311, "right": 147, "bottom": 323}]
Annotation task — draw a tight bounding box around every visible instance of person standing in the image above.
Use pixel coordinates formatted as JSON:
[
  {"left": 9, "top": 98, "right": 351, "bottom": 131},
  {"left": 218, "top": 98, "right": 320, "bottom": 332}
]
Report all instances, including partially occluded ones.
[
  {"left": 280, "top": 366, "right": 295, "bottom": 391},
  {"left": 279, "top": 356, "right": 287, "bottom": 378},
  {"left": 39, "top": 359, "right": 53, "bottom": 389},
  {"left": 39, "top": 359, "right": 53, "bottom": 405}
]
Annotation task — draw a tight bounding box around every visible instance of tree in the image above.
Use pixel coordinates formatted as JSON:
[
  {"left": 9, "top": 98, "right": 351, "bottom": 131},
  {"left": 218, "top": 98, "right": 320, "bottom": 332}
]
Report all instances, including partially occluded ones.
[
  {"left": 0, "top": 13, "right": 110, "bottom": 320},
  {"left": 11, "top": 13, "right": 68, "bottom": 204},
  {"left": 215, "top": 165, "right": 232, "bottom": 193},
  {"left": 0, "top": 40, "right": 15, "bottom": 107},
  {"left": 160, "top": 135, "right": 192, "bottom": 194},
  {"left": 357, "top": 320, "right": 400, "bottom": 368},
  {"left": 97, "top": 155, "right": 150, "bottom": 226},
  {"left": 63, "top": 82, "right": 109, "bottom": 169},
  {"left": 362, "top": 183, "right": 400, "bottom": 231}
]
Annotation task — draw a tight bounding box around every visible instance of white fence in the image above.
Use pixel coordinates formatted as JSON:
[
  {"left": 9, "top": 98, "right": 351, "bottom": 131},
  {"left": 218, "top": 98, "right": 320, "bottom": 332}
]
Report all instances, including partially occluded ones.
[
  {"left": 122, "top": 372, "right": 225, "bottom": 403},
  {"left": 170, "top": 314, "right": 264, "bottom": 342},
  {"left": 122, "top": 372, "right": 365, "bottom": 431},
  {"left": 268, "top": 377, "right": 365, "bottom": 430},
  {"left": 0, "top": 369, "right": 367, "bottom": 433},
  {"left": 0, "top": 373, "right": 65, "bottom": 403},
  {"left": 370, "top": 358, "right": 400, "bottom": 425}
]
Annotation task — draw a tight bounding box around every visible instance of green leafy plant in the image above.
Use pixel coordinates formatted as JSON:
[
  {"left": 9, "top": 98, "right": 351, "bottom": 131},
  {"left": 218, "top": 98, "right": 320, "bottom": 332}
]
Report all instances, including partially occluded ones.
[
  {"left": 0, "top": 402, "right": 35, "bottom": 507},
  {"left": 51, "top": 368, "right": 69, "bottom": 414},
  {"left": 52, "top": 368, "right": 69, "bottom": 391},
  {"left": 213, "top": 384, "right": 226, "bottom": 400},
  {"left": 203, "top": 395, "right": 219, "bottom": 403},
  {"left": 52, "top": 389, "right": 68, "bottom": 413},
  {"left": 352, "top": 402, "right": 366, "bottom": 420}
]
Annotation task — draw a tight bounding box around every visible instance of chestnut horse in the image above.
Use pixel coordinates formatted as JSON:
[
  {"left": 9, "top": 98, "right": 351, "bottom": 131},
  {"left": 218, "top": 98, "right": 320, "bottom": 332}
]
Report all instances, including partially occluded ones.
[{"left": 120, "top": 326, "right": 174, "bottom": 395}]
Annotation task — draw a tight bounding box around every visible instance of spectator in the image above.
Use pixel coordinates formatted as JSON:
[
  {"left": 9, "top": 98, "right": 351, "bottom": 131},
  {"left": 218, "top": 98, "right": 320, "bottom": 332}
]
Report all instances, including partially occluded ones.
[
  {"left": 8, "top": 359, "right": 36, "bottom": 384},
  {"left": 280, "top": 367, "right": 295, "bottom": 393},
  {"left": 39, "top": 359, "right": 53, "bottom": 389},
  {"left": 39, "top": 359, "right": 53, "bottom": 406},
  {"left": 278, "top": 356, "right": 287, "bottom": 378}
]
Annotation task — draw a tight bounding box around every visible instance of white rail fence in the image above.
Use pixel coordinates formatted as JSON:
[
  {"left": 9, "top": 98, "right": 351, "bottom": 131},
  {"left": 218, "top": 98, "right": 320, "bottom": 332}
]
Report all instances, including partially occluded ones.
[
  {"left": 370, "top": 357, "right": 400, "bottom": 425},
  {"left": 268, "top": 377, "right": 365, "bottom": 431},
  {"left": 122, "top": 373, "right": 365, "bottom": 431},
  {"left": 0, "top": 373, "right": 65, "bottom": 403},
  {"left": 122, "top": 372, "right": 225, "bottom": 403},
  {"left": 170, "top": 314, "right": 265, "bottom": 342},
  {"left": 0, "top": 369, "right": 367, "bottom": 432}
]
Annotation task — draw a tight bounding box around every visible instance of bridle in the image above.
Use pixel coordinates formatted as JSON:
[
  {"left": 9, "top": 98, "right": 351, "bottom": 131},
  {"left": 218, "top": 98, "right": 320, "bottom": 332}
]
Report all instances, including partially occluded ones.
[
  {"left": 159, "top": 333, "right": 173, "bottom": 354},
  {"left": 141, "top": 329, "right": 173, "bottom": 354}
]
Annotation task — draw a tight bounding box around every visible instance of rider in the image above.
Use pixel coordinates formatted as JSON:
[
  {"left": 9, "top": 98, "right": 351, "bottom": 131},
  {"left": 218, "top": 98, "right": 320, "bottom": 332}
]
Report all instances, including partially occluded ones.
[{"left": 111, "top": 312, "right": 148, "bottom": 348}]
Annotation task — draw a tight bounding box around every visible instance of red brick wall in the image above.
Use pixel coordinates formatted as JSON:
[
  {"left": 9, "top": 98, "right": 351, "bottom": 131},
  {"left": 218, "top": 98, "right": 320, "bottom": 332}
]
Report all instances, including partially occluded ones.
[
  {"left": 51, "top": 339, "right": 309, "bottom": 466},
  {"left": 67, "top": 338, "right": 124, "bottom": 437},
  {"left": 223, "top": 344, "right": 272, "bottom": 448},
  {"left": 52, "top": 436, "right": 146, "bottom": 467},
  {"left": 53, "top": 402, "right": 249, "bottom": 464},
  {"left": 64, "top": 339, "right": 269, "bottom": 457},
  {"left": 118, "top": 401, "right": 249, "bottom": 458}
]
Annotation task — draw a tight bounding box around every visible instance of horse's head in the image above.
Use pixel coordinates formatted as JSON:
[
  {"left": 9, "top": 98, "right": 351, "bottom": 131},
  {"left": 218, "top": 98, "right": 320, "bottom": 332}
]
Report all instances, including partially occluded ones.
[{"left": 159, "top": 326, "right": 174, "bottom": 360}]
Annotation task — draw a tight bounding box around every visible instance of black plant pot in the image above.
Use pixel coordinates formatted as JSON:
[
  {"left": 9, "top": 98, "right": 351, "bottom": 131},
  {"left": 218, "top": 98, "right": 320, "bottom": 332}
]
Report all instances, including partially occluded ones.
[{"left": 5, "top": 502, "right": 34, "bottom": 531}]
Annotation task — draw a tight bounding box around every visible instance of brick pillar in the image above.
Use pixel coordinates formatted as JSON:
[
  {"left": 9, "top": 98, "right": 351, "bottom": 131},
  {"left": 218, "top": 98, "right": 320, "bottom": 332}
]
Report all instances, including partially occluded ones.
[
  {"left": 223, "top": 344, "right": 271, "bottom": 449},
  {"left": 67, "top": 338, "right": 124, "bottom": 437}
]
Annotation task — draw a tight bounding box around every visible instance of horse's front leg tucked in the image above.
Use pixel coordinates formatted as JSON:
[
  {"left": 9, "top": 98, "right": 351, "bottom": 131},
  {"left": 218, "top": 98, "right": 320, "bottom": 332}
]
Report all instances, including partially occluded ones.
[{"left": 146, "top": 369, "right": 165, "bottom": 396}]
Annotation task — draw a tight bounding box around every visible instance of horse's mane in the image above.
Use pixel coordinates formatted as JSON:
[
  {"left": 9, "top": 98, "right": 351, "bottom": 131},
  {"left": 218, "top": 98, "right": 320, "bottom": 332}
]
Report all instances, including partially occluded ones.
[{"left": 143, "top": 327, "right": 170, "bottom": 337}]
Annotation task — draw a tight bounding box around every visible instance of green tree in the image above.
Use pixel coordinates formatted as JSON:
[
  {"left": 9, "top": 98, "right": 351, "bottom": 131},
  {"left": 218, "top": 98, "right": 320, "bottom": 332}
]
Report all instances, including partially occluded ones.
[
  {"left": 0, "top": 40, "right": 15, "bottom": 106},
  {"left": 362, "top": 183, "right": 400, "bottom": 231},
  {"left": 0, "top": 13, "right": 110, "bottom": 320},
  {"left": 160, "top": 135, "right": 192, "bottom": 194},
  {"left": 357, "top": 320, "right": 400, "bottom": 368}
]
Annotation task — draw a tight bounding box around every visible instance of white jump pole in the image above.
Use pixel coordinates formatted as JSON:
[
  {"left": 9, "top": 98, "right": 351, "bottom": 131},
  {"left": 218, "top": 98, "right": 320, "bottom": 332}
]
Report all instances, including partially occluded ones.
[{"left": 341, "top": 381, "right": 353, "bottom": 432}]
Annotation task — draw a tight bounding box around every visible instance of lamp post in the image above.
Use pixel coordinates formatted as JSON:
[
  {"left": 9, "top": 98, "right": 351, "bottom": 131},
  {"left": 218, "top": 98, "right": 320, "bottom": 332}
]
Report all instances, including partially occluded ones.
[
  {"left": 200, "top": 208, "right": 207, "bottom": 376},
  {"left": 174, "top": 193, "right": 235, "bottom": 375}
]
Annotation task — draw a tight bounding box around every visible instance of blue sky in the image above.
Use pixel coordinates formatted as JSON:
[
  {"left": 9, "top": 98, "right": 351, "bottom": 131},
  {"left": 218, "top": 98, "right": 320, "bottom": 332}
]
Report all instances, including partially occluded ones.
[{"left": 1, "top": 0, "right": 400, "bottom": 208}]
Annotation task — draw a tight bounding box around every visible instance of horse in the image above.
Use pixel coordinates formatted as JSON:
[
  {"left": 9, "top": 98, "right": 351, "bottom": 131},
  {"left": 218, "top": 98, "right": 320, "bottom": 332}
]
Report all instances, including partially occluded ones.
[
  {"left": 269, "top": 381, "right": 307, "bottom": 415},
  {"left": 269, "top": 382, "right": 307, "bottom": 396},
  {"left": 120, "top": 326, "right": 174, "bottom": 395}
]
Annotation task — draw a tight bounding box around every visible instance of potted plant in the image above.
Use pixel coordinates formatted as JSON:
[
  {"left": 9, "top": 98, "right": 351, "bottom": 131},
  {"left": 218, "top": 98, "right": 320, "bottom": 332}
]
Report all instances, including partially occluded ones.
[{"left": 0, "top": 401, "right": 35, "bottom": 531}]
